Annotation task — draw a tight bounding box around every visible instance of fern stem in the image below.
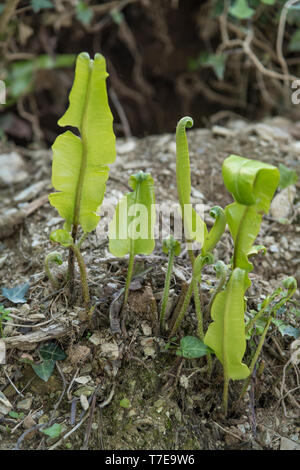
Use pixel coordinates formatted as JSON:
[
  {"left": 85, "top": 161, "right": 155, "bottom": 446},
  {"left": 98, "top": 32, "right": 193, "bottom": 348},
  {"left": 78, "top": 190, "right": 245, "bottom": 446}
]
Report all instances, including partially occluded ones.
[
  {"left": 169, "top": 280, "right": 193, "bottom": 338},
  {"left": 123, "top": 252, "right": 135, "bottom": 311},
  {"left": 72, "top": 244, "right": 90, "bottom": 309},
  {"left": 160, "top": 251, "right": 175, "bottom": 331},
  {"left": 223, "top": 375, "right": 229, "bottom": 416},
  {"left": 238, "top": 316, "right": 272, "bottom": 404}
]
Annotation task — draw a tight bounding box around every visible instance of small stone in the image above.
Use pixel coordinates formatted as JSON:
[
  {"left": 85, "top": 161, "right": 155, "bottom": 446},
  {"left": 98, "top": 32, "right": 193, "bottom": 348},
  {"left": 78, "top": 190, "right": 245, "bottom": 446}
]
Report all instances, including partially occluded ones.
[
  {"left": 280, "top": 236, "right": 289, "bottom": 250},
  {"left": 74, "top": 376, "right": 91, "bottom": 385},
  {"left": 270, "top": 186, "right": 296, "bottom": 220},
  {"left": 212, "top": 125, "right": 236, "bottom": 137},
  {"left": 140, "top": 337, "right": 156, "bottom": 357},
  {"left": 14, "top": 181, "right": 46, "bottom": 202},
  {"left": 17, "top": 397, "right": 33, "bottom": 411},
  {"left": 69, "top": 345, "right": 91, "bottom": 365},
  {"left": 0, "top": 152, "right": 28, "bottom": 187},
  {"left": 116, "top": 140, "right": 136, "bottom": 154},
  {"left": 191, "top": 188, "right": 204, "bottom": 200},
  {"left": 100, "top": 342, "right": 119, "bottom": 360},
  {"left": 141, "top": 321, "right": 152, "bottom": 336},
  {"left": 74, "top": 386, "right": 94, "bottom": 397},
  {"left": 0, "top": 391, "right": 12, "bottom": 415},
  {"left": 280, "top": 437, "right": 300, "bottom": 450},
  {"left": 88, "top": 332, "right": 102, "bottom": 346},
  {"left": 254, "top": 123, "right": 290, "bottom": 142},
  {"left": 23, "top": 415, "right": 36, "bottom": 429},
  {"left": 80, "top": 394, "right": 89, "bottom": 411},
  {"left": 269, "top": 244, "right": 279, "bottom": 253}
]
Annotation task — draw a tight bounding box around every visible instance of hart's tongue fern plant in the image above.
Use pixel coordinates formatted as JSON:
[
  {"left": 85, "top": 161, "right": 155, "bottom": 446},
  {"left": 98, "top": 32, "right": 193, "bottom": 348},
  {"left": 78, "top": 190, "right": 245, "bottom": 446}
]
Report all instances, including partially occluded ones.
[
  {"left": 108, "top": 171, "right": 156, "bottom": 313},
  {"left": 48, "top": 52, "right": 116, "bottom": 309},
  {"left": 204, "top": 155, "right": 281, "bottom": 415}
]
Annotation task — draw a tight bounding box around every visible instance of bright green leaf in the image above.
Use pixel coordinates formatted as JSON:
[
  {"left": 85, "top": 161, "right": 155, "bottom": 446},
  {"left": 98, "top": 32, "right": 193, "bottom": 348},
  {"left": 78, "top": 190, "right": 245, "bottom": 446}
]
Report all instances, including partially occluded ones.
[
  {"left": 41, "top": 423, "right": 62, "bottom": 438},
  {"left": 108, "top": 171, "right": 156, "bottom": 257},
  {"left": 278, "top": 163, "right": 298, "bottom": 189},
  {"left": 50, "top": 229, "right": 73, "bottom": 247},
  {"left": 162, "top": 236, "right": 181, "bottom": 256},
  {"left": 222, "top": 155, "right": 279, "bottom": 271},
  {"left": 229, "top": 0, "right": 255, "bottom": 19},
  {"left": 204, "top": 268, "right": 250, "bottom": 380},
  {"left": 49, "top": 52, "right": 116, "bottom": 233},
  {"left": 119, "top": 398, "right": 131, "bottom": 408},
  {"left": 202, "top": 206, "right": 226, "bottom": 255},
  {"left": 176, "top": 117, "right": 208, "bottom": 246}
]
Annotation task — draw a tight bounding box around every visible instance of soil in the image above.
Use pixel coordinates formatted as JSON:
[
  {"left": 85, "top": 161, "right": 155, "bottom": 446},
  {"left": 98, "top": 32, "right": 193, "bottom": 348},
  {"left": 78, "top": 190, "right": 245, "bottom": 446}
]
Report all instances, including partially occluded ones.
[{"left": 0, "top": 115, "right": 299, "bottom": 450}]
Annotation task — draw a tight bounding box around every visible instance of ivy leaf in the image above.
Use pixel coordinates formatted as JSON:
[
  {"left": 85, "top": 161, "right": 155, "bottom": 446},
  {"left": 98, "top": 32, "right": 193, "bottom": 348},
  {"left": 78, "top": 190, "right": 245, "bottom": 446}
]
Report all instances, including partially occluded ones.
[
  {"left": 39, "top": 343, "right": 66, "bottom": 362},
  {"left": 32, "top": 360, "right": 55, "bottom": 382},
  {"left": 76, "top": 1, "right": 94, "bottom": 26},
  {"left": 176, "top": 336, "right": 211, "bottom": 359},
  {"left": 200, "top": 53, "right": 227, "bottom": 80},
  {"left": 31, "top": 0, "right": 53, "bottom": 13},
  {"left": 229, "top": 0, "right": 255, "bottom": 19},
  {"left": 41, "top": 423, "right": 62, "bottom": 438},
  {"left": 1, "top": 283, "right": 30, "bottom": 304},
  {"left": 272, "top": 319, "right": 300, "bottom": 339},
  {"left": 278, "top": 163, "right": 298, "bottom": 189}
]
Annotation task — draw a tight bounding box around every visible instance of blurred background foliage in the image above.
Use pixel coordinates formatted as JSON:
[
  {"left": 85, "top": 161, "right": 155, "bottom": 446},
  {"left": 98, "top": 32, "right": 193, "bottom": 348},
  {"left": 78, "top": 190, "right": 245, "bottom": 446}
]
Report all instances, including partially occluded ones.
[{"left": 0, "top": 0, "right": 300, "bottom": 145}]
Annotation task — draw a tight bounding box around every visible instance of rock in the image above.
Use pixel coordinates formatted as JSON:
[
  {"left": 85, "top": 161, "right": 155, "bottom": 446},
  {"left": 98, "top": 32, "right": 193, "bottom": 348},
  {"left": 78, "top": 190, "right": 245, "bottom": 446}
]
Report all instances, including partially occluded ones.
[
  {"left": 0, "top": 339, "right": 6, "bottom": 364},
  {"left": 280, "top": 436, "right": 300, "bottom": 450},
  {"left": 100, "top": 342, "right": 119, "bottom": 360},
  {"left": 0, "top": 391, "right": 12, "bottom": 415},
  {"left": 254, "top": 123, "right": 290, "bottom": 142},
  {"left": 140, "top": 337, "right": 156, "bottom": 357},
  {"left": 141, "top": 321, "right": 152, "bottom": 336},
  {"left": 14, "top": 181, "right": 46, "bottom": 202},
  {"left": 191, "top": 188, "right": 204, "bottom": 200},
  {"left": 74, "top": 375, "right": 91, "bottom": 385},
  {"left": 270, "top": 186, "right": 296, "bottom": 220},
  {"left": 74, "top": 386, "right": 94, "bottom": 397},
  {"left": 116, "top": 139, "right": 136, "bottom": 154},
  {"left": 287, "top": 141, "right": 300, "bottom": 153},
  {"left": 80, "top": 394, "right": 89, "bottom": 411},
  {"left": 212, "top": 125, "right": 236, "bottom": 137},
  {"left": 88, "top": 332, "right": 102, "bottom": 346},
  {"left": 0, "top": 152, "right": 28, "bottom": 187},
  {"left": 17, "top": 396, "right": 33, "bottom": 410},
  {"left": 23, "top": 415, "right": 36, "bottom": 429},
  {"left": 68, "top": 345, "right": 91, "bottom": 365}
]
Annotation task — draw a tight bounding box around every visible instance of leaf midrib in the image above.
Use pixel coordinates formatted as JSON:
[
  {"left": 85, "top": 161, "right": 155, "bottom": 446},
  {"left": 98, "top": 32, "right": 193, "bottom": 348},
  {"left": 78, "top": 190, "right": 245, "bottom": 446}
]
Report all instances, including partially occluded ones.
[{"left": 72, "top": 62, "right": 93, "bottom": 230}]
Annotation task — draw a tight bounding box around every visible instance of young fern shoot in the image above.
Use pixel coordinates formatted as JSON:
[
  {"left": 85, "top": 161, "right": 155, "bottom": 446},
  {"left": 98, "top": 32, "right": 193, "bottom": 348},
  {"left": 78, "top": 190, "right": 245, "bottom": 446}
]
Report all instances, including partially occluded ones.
[
  {"left": 48, "top": 52, "right": 116, "bottom": 308},
  {"left": 175, "top": 117, "right": 226, "bottom": 338},
  {"left": 109, "top": 171, "right": 156, "bottom": 312},
  {"left": 160, "top": 236, "right": 181, "bottom": 331}
]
